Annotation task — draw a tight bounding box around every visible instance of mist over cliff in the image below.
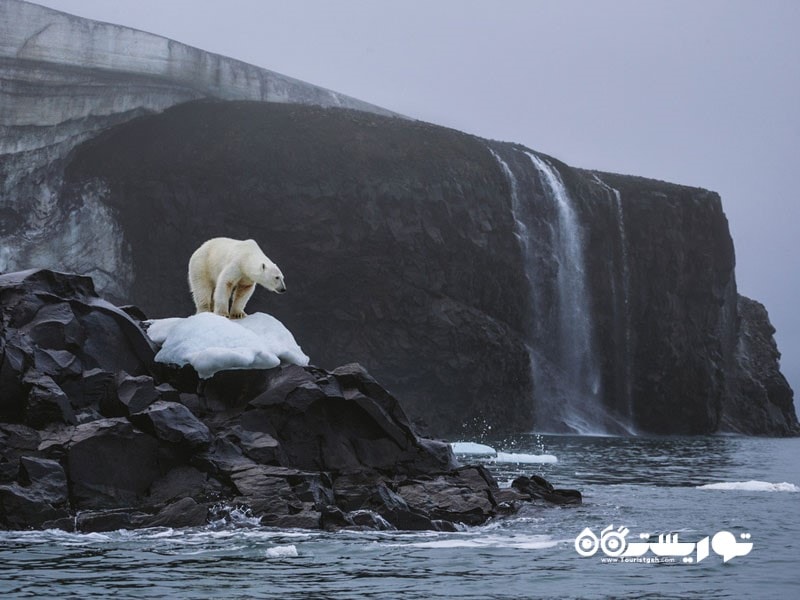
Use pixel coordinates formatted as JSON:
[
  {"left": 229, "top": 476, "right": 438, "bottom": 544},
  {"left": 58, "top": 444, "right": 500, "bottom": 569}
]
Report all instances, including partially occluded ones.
[{"left": 1, "top": 0, "right": 796, "bottom": 437}]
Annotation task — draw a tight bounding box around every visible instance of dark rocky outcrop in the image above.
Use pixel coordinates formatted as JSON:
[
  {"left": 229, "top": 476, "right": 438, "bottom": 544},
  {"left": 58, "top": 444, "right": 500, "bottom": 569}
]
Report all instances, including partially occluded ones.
[
  {"left": 721, "top": 296, "right": 798, "bottom": 435},
  {"left": 511, "top": 475, "right": 582, "bottom": 506},
  {"left": 0, "top": 269, "right": 157, "bottom": 427},
  {"left": 0, "top": 269, "right": 577, "bottom": 531}
]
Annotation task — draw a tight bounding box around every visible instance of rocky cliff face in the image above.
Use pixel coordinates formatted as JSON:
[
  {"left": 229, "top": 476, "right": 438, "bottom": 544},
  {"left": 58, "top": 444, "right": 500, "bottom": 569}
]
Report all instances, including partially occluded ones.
[
  {"left": 722, "top": 296, "right": 798, "bottom": 435},
  {"left": 54, "top": 100, "right": 796, "bottom": 436},
  {"left": 486, "top": 150, "right": 743, "bottom": 435},
  {"left": 2, "top": 1, "right": 795, "bottom": 437},
  {"left": 579, "top": 171, "right": 739, "bottom": 435},
  {"left": 61, "top": 101, "right": 534, "bottom": 437}
]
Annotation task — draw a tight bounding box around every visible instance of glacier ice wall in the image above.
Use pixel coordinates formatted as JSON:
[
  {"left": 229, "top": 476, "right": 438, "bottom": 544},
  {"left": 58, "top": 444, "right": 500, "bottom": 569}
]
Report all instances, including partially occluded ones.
[{"left": 0, "top": 0, "right": 397, "bottom": 300}]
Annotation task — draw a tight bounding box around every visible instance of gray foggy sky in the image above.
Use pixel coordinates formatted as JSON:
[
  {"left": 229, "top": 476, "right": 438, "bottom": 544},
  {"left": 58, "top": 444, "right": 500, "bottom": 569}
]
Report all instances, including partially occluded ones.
[{"left": 33, "top": 0, "right": 800, "bottom": 400}]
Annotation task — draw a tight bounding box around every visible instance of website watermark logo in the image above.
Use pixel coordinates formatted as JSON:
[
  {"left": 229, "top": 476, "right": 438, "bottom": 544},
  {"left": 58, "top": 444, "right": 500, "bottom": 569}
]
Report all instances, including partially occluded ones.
[{"left": 575, "top": 525, "right": 753, "bottom": 564}]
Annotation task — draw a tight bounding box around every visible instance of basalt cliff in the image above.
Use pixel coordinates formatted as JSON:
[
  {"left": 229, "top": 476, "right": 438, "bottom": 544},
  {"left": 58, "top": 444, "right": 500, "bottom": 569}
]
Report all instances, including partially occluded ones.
[{"left": 1, "top": 0, "right": 796, "bottom": 437}]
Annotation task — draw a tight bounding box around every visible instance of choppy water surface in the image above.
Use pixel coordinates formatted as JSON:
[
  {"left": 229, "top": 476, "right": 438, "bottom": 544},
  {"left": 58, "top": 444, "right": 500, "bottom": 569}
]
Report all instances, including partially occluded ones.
[{"left": 1, "top": 435, "right": 798, "bottom": 599}]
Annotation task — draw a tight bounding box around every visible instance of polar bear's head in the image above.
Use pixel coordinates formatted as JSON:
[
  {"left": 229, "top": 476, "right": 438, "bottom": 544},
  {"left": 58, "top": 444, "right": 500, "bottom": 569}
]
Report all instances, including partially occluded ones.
[
  {"left": 257, "top": 259, "right": 287, "bottom": 294},
  {"left": 241, "top": 239, "right": 286, "bottom": 294}
]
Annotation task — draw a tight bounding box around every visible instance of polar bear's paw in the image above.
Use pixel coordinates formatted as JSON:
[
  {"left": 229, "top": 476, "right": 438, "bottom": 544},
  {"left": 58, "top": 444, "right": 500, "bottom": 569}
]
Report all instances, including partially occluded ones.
[{"left": 230, "top": 310, "right": 247, "bottom": 320}]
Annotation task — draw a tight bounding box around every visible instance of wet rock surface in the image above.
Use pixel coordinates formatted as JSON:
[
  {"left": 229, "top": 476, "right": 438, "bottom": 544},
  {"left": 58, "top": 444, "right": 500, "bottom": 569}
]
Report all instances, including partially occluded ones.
[{"left": 0, "top": 269, "right": 577, "bottom": 531}]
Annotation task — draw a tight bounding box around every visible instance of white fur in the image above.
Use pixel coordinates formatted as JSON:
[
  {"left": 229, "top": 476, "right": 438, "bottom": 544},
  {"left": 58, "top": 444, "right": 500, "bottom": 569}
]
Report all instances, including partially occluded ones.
[{"left": 188, "top": 237, "right": 286, "bottom": 319}]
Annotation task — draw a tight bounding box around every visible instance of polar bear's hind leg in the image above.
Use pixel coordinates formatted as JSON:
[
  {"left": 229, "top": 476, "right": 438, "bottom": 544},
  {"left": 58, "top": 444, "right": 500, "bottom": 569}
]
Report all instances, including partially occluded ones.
[{"left": 190, "top": 275, "right": 214, "bottom": 314}]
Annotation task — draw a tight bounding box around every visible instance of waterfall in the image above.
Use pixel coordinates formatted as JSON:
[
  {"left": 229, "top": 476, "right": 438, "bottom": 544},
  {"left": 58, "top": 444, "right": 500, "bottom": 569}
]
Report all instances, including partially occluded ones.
[
  {"left": 489, "top": 148, "right": 538, "bottom": 390},
  {"left": 524, "top": 152, "right": 607, "bottom": 433},
  {"left": 491, "top": 146, "right": 637, "bottom": 434},
  {"left": 592, "top": 175, "right": 634, "bottom": 422},
  {"left": 489, "top": 149, "right": 534, "bottom": 297}
]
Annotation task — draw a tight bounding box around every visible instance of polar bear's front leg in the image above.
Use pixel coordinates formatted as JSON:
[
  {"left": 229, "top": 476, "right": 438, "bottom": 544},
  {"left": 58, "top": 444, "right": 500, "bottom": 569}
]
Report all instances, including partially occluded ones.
[
  {"left": 212, "top": 281, "right": 233, "bottom": 317},
  {"left": 230, "top": 283, "right": 255, "bottom": 319},
  {"left": 213, "top": 268, "right": 240, "bottom": 318}
]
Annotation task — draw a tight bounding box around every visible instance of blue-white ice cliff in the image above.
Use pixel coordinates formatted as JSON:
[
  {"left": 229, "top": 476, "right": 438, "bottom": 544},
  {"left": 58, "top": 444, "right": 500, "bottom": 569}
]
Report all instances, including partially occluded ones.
[{"left": 0, "top": 0, "right": 396, "bottom": 296}]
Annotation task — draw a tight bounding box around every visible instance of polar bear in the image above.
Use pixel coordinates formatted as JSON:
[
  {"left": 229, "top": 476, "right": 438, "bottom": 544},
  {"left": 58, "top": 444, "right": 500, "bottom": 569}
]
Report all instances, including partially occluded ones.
[{"left": 188, "top": 237, "right": 286, "bottom": 319}]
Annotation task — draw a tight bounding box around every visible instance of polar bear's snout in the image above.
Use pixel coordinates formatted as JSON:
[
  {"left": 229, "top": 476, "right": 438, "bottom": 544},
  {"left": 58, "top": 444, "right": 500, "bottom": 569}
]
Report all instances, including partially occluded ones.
[{"left": 271, "top": 272, "right": 287, "bottom": 294}]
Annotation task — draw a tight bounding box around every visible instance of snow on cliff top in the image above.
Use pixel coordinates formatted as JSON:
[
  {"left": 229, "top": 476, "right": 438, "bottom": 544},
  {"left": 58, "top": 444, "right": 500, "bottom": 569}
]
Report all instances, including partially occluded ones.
[{"left": 146, "top": 312, "right": 309, "bottom": 379}]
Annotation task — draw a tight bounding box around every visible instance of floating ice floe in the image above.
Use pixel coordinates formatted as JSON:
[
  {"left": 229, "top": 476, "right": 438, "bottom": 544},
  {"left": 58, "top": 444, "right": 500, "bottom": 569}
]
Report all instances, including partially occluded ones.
[
  {"left": 450, "top": 442, "right": 498, "bottom": 455},
  {"left": 493, "top": 452, "right": 558, "bottom": 464},
  {"left": 696, "top": 480, "right": 799, "bottom": 492},
  {"left": 265, "top": 544, "right": 299, "bottom": 558},
  {"left": 147, "top": 312, "right": 309, "bottom": 379},
  {"left": 449, "top": 442, "right": 558, "bottom": 464}
]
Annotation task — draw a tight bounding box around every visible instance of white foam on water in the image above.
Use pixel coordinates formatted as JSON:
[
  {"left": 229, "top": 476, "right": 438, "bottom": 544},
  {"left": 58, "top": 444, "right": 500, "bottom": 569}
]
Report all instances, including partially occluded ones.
[
  {"left": 401, "top": 534, "right": 557, "bottom": 550},
  {"left": 450, "top": 442, "right": 497, "bottom": 455},
  {"left": 142, "top": 527, "right": 176, "bottom": 538},
  {"left": 493, "top": 452, "right": 558, "bottom": 464},
  {"left": 265, "top": 544, "right": 299, "bottom": 558},
  {"left": 696, "top": 480, "right": 799, "bottom": 492},
  {"left": 227, "top": 505, "right": 265, "bottom": 527},
  {"left": 2, "top": 529, "right": 113, "bottom": 545}
]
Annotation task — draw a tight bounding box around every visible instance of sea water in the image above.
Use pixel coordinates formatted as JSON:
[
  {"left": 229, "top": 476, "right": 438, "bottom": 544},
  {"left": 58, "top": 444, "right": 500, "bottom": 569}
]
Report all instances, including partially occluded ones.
[{"left": 1, "top": 435, "right": 798, "bottom": 599}]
